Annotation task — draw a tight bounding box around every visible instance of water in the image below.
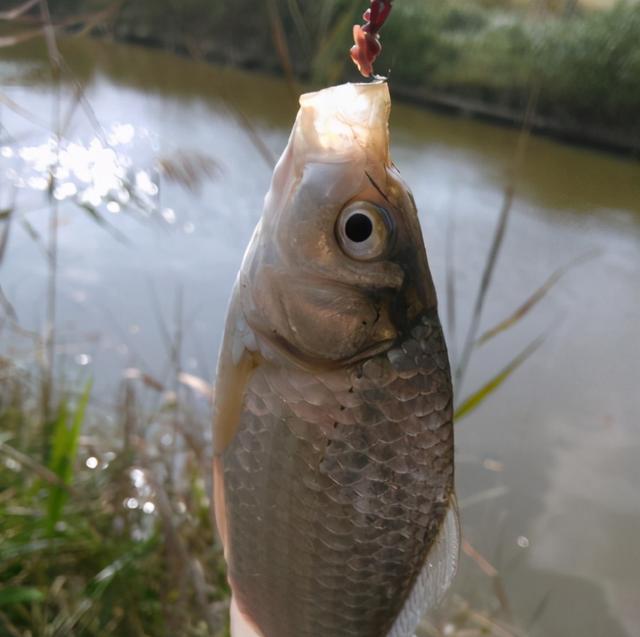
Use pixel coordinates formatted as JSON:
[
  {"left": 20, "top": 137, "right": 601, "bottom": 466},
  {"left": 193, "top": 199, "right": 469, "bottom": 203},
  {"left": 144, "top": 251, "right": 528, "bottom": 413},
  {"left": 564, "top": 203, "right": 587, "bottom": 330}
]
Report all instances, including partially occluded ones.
[{"left": 1, "top": 38, "right": 639, "bottom": 636}]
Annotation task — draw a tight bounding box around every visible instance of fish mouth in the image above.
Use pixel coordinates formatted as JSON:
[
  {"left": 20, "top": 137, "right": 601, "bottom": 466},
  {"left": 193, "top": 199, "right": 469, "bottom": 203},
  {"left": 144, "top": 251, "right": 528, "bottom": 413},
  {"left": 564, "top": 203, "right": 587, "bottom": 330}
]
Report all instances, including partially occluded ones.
[{"left": 295, "top": 81, "right": 391, "bottom": 165}]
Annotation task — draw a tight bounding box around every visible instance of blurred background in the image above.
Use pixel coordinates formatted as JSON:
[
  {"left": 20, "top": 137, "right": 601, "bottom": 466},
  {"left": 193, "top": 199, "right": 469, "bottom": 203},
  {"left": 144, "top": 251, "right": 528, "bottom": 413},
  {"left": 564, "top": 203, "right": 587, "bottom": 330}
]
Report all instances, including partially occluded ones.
[{"left": 0, "top": 1, "right": 638, "bottom": 636}]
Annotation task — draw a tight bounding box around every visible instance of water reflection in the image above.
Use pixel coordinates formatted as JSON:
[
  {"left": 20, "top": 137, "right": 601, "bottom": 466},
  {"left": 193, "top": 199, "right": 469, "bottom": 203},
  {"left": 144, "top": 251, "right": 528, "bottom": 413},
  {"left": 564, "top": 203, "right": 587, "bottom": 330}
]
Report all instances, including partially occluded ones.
[{"left": 2, "top": 123, "right": 163, "bottom": 212}]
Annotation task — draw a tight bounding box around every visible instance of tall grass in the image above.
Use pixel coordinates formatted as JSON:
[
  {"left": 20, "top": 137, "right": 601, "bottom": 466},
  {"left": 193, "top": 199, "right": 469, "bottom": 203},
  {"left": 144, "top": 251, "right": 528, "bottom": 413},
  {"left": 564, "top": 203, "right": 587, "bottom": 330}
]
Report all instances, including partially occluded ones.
[{"left": 0, "top": 363, "right": 227, "bottom": 637}]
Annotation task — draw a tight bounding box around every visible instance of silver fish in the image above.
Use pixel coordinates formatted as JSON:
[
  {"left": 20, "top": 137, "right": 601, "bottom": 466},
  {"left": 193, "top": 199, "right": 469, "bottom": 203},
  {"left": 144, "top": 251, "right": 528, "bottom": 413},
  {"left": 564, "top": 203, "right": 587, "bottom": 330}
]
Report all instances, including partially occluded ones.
[{"left": 213, "top": 81, "right": 458, "bottom": 637}]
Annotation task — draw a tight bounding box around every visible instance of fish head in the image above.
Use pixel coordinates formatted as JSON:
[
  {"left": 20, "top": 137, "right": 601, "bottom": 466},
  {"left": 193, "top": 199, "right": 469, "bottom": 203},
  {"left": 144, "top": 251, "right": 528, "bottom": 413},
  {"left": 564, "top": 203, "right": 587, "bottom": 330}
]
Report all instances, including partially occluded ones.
[{"left": 241, "top": 81, "right": 438, "bottom": 368}]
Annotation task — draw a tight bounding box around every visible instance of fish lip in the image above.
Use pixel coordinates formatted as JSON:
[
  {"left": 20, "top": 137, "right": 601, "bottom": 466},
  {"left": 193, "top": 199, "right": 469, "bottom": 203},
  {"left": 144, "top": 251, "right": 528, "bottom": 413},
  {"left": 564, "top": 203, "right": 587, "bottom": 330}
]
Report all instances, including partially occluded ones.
[{"left": 246, "top": 316, "right": 396, "bottom": 373}]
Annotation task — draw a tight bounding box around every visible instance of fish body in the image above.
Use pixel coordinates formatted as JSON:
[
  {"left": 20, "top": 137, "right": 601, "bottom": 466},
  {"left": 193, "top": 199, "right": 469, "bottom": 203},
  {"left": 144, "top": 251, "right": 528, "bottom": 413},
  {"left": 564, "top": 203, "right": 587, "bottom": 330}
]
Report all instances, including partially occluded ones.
[{"left": 213, "top": 82, "right": 458, "bottom": 637}]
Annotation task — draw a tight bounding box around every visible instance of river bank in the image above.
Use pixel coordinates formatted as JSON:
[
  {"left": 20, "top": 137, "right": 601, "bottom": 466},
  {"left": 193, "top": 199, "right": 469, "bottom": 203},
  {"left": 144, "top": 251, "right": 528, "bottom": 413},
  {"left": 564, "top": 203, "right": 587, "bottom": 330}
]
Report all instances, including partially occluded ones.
[{"left": 46, "top": 0, "right": 640, "bottom": 156}]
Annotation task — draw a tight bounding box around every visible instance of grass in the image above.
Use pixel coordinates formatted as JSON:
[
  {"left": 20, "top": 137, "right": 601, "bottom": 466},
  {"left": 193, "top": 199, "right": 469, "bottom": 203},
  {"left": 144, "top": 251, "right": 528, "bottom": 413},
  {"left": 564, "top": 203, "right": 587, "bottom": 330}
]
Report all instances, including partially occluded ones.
[{"left": 0, "top": 362, "right": 228, "bottom": 637}]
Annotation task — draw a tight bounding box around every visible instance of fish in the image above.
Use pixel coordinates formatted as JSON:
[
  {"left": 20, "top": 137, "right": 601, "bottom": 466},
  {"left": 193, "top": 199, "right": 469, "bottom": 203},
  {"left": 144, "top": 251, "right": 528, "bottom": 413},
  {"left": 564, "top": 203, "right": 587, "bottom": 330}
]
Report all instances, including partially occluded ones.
[{"left": 212, "top": 80, "right": 458, "bottom": 637}]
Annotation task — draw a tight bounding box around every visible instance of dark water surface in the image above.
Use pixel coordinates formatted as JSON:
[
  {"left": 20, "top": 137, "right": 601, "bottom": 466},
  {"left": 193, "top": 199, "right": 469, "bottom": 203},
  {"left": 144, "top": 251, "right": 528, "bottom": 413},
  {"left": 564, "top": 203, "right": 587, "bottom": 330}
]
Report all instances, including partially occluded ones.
[{"left": 1, "top": 38, "right": 639, "bottom": 636}]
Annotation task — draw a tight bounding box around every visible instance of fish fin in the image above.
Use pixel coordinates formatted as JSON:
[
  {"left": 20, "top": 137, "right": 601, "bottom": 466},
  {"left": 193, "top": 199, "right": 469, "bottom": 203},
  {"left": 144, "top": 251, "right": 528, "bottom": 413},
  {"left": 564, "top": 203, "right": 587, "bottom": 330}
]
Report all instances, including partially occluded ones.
[
  {"left": 213, "top": 296, "right": 260, "bottom": 454},
  {"left": 212, "top": 294, "right": 261, "bottom": 550},
  {"left": 386, "top": 495, "right": 460, "bottom": 637},
  {"left": 231, "top": 596, "right": 264, "bottom": 637}
]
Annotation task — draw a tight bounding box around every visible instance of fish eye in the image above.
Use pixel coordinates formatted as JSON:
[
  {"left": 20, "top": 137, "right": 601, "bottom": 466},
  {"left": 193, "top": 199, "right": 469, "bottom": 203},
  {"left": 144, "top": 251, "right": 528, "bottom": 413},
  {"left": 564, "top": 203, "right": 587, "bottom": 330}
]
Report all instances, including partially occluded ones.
[{"left": 336, "top": 201, "right": 392, "bottom": 261}]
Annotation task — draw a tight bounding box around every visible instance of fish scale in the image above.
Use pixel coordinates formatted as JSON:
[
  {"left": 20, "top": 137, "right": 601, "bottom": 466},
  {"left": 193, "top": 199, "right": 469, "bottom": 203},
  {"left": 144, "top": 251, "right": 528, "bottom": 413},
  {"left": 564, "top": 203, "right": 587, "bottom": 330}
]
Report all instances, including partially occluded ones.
[{"left": 222, "top": 313, "right": 453, "bottom": 637}]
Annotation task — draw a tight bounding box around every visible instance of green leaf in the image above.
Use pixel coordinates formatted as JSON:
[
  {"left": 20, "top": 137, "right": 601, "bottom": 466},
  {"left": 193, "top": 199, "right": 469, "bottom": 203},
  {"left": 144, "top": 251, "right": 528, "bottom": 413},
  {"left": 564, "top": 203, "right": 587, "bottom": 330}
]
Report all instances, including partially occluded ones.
[
  {"left": 455, "top": 336, "right": 544, "bottom": 421},
  {"left": 0, "top": 586, "right": 44, "bottom": 606},
  {"left": 46, "top": 381, "right": 92, "bottom": 534}
]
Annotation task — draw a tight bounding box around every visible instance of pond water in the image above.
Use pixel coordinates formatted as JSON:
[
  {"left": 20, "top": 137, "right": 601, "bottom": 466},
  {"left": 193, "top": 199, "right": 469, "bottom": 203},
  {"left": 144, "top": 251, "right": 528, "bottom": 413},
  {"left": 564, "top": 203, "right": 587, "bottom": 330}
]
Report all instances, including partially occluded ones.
[{"left": 1, "top": 37, "right": 639, "bottom": 636}]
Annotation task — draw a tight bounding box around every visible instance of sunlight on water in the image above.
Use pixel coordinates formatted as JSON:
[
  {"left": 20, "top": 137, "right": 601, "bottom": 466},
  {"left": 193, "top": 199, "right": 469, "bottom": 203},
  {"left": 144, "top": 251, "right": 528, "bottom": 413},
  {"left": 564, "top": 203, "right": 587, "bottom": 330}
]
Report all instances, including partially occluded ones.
[{"left": 0, "top": 123, "right": 166, "bottom": 220}]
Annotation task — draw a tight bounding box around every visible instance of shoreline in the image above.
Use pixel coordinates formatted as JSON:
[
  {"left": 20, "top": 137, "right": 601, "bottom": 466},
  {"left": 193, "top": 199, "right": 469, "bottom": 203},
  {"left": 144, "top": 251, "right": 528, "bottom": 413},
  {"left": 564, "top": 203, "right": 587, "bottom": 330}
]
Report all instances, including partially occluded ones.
[
  {"left": 391, "top": 85, "right": 640, "bottom": 159},
  {"left": 108, "top": 31, "right": 640, "bottom": 160}
]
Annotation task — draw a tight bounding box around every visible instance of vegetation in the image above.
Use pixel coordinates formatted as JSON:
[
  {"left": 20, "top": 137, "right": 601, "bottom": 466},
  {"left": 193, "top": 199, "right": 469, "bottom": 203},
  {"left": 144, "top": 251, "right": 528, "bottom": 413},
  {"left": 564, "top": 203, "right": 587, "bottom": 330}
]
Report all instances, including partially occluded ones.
[
  {"left": 0, "top": 364, "right": 228, "bottom": 637},
  {"left": 382, "top": 0, "right": 640, "bottom": 143},
  {"left": 42, "top": 0, "right": 640, "bottom": 149}
]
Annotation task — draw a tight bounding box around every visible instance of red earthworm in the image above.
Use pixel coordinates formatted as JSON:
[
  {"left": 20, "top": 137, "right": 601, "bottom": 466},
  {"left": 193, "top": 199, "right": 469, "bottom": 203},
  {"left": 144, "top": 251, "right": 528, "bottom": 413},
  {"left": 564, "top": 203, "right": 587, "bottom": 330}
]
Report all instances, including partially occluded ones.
[{"left": 350, "top": 0, "right": 393, "bottom": 78}]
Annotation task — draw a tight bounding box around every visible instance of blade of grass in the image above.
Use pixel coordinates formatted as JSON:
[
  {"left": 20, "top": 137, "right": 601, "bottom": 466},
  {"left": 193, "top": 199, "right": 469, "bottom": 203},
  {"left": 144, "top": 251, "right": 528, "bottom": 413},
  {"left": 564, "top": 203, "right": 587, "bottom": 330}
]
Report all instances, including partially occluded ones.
[
  {"left": 311, "top": 0, "right": 360, "bottom": 85},
  {"left": 286, "top": 0, "right": 311, "bottom": 58},
  {"left": 39, "top": 0, "right": 62, "bottom": 426},
  {"left": 0, "top": 587, "right": 44, "bottom": 606},
  {"left": 526, "top": 591, "right": 551, "bottom": 633},
  {"left": 265, "top": 0, "right": 298, "bottom": 103},
  {"left": 0, "top": 439, "right": 77, "bottom": 493},
  {"left": 0, "top": 538, "right": 73, "bottom": 561},
  {"left": 476, "top": 250, "right": 599, "bottom": 347},
  {"left": 0, "top": 27, "right": 43, "bottom": 47},
  {"left": 0, "top": 92, "right": 51, "bottom": 129},
  {"left": 454, "top": 84, "right": 540, "bottom": 392},
  {"left": 462, "top": 540, "right": 498, "bottom": 578},
  {"left": 88, "top": 536, "right": 157, "bottom": 598},
  {"left": 454, "top": 335, "right": 544, "bottom": 420},
  {"left": 0, "top": 209, "right": 12, "bottom": 265},
  {"left": 46, "top": 380, "right": 91, "bottom": 534},
  {"left": 467, "top": 610, "right": 520, "bottom": 637},
  {"left": 72, "top": 0, "right": 123, "bottom": 38},
  {"left": 20, "top": 218, "right": 48, "bottom": 259},
  {"left": 74, "top": 201, "right": 130, "bottom": 244},
  {"left": 0, "top": 0, "right": 39, "bottom": 21},
  {"left": 315, "top": 0, "right": 337, "bottom": 47}
]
